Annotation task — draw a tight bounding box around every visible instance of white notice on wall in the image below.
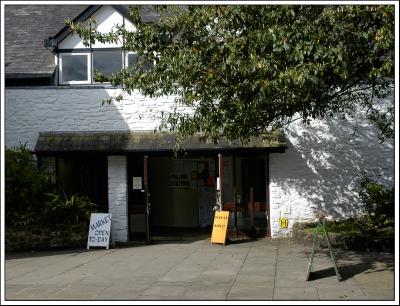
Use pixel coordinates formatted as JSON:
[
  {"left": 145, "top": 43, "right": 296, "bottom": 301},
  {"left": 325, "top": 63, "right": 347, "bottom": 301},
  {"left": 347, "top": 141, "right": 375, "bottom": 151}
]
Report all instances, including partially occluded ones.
[
  {"left": 132, "top": 177, "right": 142, "bottom": 190},
  {"left": 87, "top": 213, "right": 112, "bottom": 249}
]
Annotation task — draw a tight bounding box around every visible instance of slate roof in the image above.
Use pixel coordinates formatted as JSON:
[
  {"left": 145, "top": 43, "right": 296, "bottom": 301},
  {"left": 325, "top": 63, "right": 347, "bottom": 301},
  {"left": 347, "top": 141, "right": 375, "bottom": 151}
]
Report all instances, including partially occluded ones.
[
  {"left": 4, "top": 5, "right": 161, "bottom": 79},
  {"left": 5, "top": 5, "right": 89, "bottom": 78},
  {"left": 35, "top": 131, "right": 287, "bottom": 153}
]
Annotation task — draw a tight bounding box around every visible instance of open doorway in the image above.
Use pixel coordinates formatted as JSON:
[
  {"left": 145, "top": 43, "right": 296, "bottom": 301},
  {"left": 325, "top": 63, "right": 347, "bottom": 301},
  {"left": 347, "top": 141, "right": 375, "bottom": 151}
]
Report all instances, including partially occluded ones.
[
  {"left": 128, "top": 155, "right": 217, "bottom": 242},
  {"left": 148, "top": 157, "right": 217, "bottom": 240}
]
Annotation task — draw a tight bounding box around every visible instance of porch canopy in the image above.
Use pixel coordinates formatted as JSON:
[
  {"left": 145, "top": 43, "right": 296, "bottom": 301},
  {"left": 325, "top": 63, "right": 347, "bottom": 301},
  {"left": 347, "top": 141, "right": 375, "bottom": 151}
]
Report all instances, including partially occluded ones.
[{"left": 35, "top": 131, "right": 287, "bottom": 154}]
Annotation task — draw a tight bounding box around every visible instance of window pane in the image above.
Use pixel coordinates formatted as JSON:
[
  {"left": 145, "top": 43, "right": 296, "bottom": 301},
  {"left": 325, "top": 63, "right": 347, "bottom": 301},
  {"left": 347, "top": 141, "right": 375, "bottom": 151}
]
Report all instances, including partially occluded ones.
[
  {"left": 142, "top": 60, "right": 154, "bottom": 72},
  {"left": 127, "top": 53, "right": 154, "bottom": 72},
  {"left": 127, "top": 53, "right": 139, "bottom": 67},
  {"left": 61, "top": 55, "right": 88, "bottom": 82},
  {"left": 93, "top": 51, "right": 122, "bottom": 82}
]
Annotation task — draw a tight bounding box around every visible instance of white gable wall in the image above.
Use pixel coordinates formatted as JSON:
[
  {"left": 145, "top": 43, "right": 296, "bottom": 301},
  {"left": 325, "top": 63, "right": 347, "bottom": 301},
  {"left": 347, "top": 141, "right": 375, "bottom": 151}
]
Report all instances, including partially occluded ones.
[
  {"left": 58, "top": 5, "right": 128, "bottom": 50},
  {"left": 91, "top": 6, "right": 124, "bottom": 48},
  {"left": 124, "top": 18, "right": 137, "bottom": 32},
  {"left": 58, "top": 31, "right": 88, "bottom": 49}
]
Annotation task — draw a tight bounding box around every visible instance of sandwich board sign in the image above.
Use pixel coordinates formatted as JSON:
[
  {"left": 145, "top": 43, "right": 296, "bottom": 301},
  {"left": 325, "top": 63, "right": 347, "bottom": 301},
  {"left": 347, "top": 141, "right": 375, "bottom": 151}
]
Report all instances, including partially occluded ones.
[
  {"left": 87, "top": 213, "right": 112, "bottom": 249},
  {"left": 211, "top": 210, "right": 229, "bottom": 245}
]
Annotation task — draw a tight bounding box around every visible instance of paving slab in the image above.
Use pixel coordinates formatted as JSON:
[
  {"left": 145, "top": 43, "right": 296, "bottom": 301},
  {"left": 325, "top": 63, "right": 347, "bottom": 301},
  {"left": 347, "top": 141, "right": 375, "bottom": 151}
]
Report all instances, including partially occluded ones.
[
  {"left": 273, "top": 287, "right": 319, "bottom": 300},
  {"left": 139, "top": 283, "right": 188, "bottom": 297},
  {"left": 8, "top": 287, "right": 66, "bottom": 300},
  {"left": 227, "top": 283, "right": 274, "bottom": 300},
  {"left": 50, "top": 284, "right": 110, "bottom": 300},
  {"left": 362, "top": 288, "right": 395, "bottom": 300},
  {"left": 4, "top": 238, "right": 395, "bottom": 302},
  {"left": 353, "top": 271, "right": 394, "bottom": 289},
  {"left": 234, "top": 274, "right": 275, "bottom": 286},
  {"left": 316, "top": 285, "right": 369, "bottom": 300},
  {"left": 183, "top": 289, "right": 228, "bottom": 300},
  {"left": 159, "top": 270, "right": 201, "bottom": 283}
]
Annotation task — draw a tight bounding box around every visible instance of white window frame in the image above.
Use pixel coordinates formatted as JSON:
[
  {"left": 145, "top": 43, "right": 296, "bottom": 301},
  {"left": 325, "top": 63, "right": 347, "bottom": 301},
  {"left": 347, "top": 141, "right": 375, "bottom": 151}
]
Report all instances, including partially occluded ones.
[{"left": 59, "top": 52, "right": 91, "bottom": 85}]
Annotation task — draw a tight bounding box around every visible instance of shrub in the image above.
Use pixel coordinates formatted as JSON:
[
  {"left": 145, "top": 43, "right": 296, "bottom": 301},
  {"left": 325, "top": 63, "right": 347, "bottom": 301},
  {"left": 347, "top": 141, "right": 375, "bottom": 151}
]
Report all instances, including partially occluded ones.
[
  {"left": 357, "top": 176, "right": 394, "bottom": 230},
  {"left": 5, "top": 145, "right": 97, "bottom": 226},
  {"left": 43, "top": 193, "right": 97, "bottom": 225},
  {"left": 5, "top": 145, "right": 55, "bottom": 226}
]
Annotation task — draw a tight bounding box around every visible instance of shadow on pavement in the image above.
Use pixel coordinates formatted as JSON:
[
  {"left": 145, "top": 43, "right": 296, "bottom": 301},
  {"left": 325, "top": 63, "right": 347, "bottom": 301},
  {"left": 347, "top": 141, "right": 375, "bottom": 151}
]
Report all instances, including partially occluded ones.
[
  {"left": 227, "top": 237, "right": 257, "bottom": 245},
  {"left": 307, "top": 267, "right": 338, "bottom": 281},
  {"left": 306, "top": 249, "right": 394, "bottom": 282},
  {"left": 5, "top": 248, "right": 91, "bottom": 260}
]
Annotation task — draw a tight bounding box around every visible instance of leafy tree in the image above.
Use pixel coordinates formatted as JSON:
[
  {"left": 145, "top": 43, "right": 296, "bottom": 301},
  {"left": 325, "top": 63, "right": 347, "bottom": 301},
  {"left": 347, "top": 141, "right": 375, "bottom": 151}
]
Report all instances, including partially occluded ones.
[{"left": 69, "top": 5, "right": 394, "bottom": 143}]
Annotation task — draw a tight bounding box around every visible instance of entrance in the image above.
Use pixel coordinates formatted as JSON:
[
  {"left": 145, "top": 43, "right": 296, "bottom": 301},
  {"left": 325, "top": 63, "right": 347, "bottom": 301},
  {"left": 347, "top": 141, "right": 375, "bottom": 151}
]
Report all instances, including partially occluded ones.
[
  {"left": 127, "top": 153, "right": 270, "bottom": 242},
  {"left": 127, "top": 155, "right": 217, "bottom": 242},
  {"left": 148, "top": 157, "right": 217, "bottom": 236}
]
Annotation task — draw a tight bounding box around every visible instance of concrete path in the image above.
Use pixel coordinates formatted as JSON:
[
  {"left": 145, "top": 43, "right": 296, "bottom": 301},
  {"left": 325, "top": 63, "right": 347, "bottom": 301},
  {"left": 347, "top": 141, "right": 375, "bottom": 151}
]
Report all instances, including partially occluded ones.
[{"left": 4, "top": 238, "right": 395, "bottom": 301}]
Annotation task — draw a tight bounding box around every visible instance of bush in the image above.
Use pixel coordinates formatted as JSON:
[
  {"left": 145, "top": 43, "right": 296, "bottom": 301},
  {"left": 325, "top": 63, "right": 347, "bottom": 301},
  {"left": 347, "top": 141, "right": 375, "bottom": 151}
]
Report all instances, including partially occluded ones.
[
  {"left": 43, "top": 193, "right": 97, "bottom": 225},
  {"left": 357, "top": 176, "right": 394, "bottom": 230},
  {"left": 303, "top": 219, "right": 361, "bottom": 235},
  {"left": 5, "top": 145, "right": 55, "bottom": 226},
  {"left": 5, "top": 145, "right": 97, "bottom": 226}
]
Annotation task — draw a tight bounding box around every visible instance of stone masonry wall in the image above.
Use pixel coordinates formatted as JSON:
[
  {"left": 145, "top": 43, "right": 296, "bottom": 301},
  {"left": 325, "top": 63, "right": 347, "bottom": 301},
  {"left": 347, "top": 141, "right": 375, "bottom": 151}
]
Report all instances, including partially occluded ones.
[
  {"left": 107, "top": 156, "right": 128, "bottom": 242},
  {"left": 269, "top": 109, "right": 394, "bottom": 237},
  {"left": 5, "top": 224, "right": 88, "bottom": 252},
  {"left": 5, "top": 87, "right": 185, "bottom": 150},
  {"left": 5, "top": 87, "right": 394, "bottom": 238}
]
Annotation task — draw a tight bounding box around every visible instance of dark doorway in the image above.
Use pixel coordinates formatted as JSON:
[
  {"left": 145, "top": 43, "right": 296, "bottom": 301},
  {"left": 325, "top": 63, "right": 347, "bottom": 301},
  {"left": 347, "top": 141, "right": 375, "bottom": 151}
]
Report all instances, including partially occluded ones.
[
  {"left": 127, "top": 155, "right": 150, "bottom": 243},
  {"left": 55, "top": 154, "right": 108, "bottom": 212},
  {"left": 241, "top": 156, "right": 269, "bottom": 237}
]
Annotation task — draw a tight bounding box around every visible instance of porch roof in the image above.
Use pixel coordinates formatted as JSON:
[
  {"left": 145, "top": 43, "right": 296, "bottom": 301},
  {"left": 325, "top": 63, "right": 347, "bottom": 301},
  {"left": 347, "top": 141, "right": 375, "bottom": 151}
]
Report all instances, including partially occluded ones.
[{"left": 35, "top": 131, "right": 287, "bottom": 153}]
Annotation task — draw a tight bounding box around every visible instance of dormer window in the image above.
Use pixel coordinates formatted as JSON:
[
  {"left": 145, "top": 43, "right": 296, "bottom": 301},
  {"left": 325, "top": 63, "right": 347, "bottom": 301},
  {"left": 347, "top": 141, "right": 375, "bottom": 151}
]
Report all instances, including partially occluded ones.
[
  {"left": 53, "top": 5, "right": 150, "bottom": 86},
  {"left": 58, "top": 50, "right": 154, "bottom": 85},
  {"left": 59, "top": 53, "right": 91, "bottom": 85}
]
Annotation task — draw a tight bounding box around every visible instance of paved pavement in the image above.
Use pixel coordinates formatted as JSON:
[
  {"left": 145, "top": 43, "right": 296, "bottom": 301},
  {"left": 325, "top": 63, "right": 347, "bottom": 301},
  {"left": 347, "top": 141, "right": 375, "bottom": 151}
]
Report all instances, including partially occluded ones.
[{"left": 4, "top": 238, "right": 395, "bottom": 302}]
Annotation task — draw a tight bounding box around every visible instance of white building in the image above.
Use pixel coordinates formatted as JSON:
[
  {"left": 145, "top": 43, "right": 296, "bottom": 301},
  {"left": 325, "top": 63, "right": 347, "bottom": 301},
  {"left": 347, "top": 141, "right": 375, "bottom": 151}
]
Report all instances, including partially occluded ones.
[{"left": 4, "top": 5, "right": 394, "bottom": 243}]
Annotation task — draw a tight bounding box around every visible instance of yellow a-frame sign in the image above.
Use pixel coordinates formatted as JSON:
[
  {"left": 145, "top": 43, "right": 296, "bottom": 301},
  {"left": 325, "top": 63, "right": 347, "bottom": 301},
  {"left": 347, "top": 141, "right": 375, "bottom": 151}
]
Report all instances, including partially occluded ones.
[{"left": 211, "top": 210, "right": 229, "bottom": 245}]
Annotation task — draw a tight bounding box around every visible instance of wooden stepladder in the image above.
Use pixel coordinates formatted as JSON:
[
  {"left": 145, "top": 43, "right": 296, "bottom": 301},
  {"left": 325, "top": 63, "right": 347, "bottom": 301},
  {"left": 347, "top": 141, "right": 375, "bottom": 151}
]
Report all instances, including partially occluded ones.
[{"left": 306, "top": 212, "right": 342, "bottom": 281}]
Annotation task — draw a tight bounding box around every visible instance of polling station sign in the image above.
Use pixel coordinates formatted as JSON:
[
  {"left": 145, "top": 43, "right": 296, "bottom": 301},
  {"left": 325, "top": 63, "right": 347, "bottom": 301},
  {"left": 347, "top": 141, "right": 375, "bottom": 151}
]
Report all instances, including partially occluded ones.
[{"left": 87, "top": 213, "right": 112, "bottom": 249}]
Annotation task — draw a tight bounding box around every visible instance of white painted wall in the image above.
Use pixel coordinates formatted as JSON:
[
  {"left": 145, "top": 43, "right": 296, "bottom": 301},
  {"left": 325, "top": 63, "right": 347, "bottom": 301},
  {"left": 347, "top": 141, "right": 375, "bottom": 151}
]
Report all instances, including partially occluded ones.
[
  {"left": 269, "top": 109, "right": 394, "bottom": 237},
  {"left": 5, "top": 87, "right": 185, "bottom": 150},
  {"left": 108, "top": 156, "right": 128, "bottom": 242},
  {"left": 4, "top": 87, "right": 394, "bottom": 238}
]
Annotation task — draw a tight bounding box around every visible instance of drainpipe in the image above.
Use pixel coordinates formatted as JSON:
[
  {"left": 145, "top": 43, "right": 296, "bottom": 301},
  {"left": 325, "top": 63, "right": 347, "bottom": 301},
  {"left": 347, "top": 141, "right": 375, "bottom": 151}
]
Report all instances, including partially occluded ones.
[{"left": 218, "top": 153, "right": 224, "bottom": 211}]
